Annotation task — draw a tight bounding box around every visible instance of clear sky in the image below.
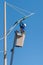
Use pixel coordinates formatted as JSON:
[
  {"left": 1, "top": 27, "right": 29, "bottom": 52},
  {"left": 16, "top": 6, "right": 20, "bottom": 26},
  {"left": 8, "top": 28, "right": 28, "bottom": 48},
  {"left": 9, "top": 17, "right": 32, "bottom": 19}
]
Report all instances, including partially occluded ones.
[{"left": 0, "top": 0, "right": 43, "bottom": 65}]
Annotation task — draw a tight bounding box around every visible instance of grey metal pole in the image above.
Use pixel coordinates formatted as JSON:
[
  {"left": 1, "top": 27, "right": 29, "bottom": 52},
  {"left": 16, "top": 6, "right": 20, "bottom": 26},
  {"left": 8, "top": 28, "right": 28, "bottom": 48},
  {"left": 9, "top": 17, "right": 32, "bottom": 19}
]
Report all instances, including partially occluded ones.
[
  {"left": 4, "top": 1, "right": 7, "bottom": 65},
  {"left": 10, "top": 33, "right": 16, "bottom": 65}
]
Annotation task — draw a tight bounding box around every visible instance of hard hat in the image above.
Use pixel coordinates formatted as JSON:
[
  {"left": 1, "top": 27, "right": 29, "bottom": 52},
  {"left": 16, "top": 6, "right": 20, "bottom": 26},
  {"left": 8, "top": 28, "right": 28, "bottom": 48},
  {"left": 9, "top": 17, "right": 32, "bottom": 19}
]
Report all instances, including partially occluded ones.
[{"left": 24, "top": 23, "right": 26, "bottom": 27}]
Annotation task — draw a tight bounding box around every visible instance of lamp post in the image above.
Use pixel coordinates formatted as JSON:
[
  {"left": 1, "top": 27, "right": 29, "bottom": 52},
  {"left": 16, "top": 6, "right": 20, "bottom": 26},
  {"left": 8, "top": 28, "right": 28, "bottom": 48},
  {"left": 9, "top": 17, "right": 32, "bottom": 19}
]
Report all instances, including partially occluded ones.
[{"left": 4, "top": 1, "right": 7, "bottom": 65}]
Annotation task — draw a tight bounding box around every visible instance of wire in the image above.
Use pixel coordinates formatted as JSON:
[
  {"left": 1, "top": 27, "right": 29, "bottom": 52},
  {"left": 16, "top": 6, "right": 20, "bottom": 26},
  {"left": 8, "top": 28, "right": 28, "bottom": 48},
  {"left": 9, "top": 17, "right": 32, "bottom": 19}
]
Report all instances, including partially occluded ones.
[
  {"left": 6, "top": 2, "right": 25, "bottom": 16},
  {"left": 6, "top": 2, "right": 31, "bottom": 16},
  {"left": 0, "top": 13, "right": 35, "bottom": 41},
  {"left": 6, "top": 13, "right": 35, "bottom": 36}
]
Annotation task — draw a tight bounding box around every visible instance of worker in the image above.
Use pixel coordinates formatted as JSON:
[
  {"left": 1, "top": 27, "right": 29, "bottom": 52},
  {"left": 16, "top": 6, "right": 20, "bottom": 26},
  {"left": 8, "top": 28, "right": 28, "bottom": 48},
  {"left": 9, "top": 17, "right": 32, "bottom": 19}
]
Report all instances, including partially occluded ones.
[{"left": 19, "top": 22, "right": 26, "bottom": 33}]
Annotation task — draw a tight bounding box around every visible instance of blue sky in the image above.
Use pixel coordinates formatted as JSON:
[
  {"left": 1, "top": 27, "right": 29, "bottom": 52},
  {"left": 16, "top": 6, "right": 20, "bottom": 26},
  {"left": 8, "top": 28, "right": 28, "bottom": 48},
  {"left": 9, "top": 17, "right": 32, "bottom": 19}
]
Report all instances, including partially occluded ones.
[{"left": 0, "top": 0, "right": 43, "bottom": 65}]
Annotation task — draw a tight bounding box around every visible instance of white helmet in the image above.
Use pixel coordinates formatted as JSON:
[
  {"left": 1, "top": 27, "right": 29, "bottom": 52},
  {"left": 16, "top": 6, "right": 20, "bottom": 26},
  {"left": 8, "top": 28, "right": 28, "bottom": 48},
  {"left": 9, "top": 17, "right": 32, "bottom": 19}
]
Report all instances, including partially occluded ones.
[{"left": 24, "top": 23, "right": 26, "bottom": 27}]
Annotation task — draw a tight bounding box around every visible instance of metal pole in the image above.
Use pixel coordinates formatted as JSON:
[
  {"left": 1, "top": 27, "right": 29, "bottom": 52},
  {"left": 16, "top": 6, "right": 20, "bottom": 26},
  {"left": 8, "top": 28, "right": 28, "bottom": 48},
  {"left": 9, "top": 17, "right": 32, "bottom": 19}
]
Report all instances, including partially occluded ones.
[
  {"left": 10, "top": 33, "right": 16, "bottom": 65},
  {"left": 4, "top": 1, "right": 7, "bottom": 65}
]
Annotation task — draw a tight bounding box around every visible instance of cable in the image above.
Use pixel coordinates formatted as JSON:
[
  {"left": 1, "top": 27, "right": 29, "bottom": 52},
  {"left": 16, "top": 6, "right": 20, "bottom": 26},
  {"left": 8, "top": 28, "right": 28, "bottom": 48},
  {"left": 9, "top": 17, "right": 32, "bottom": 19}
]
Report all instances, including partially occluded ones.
[
  {"left": 6, "top": 2, "right": 26, "bottom": 16},
  {"left": 7, "top": 2, "right": 25, "bottom": 16},
  {"left": 6, "top": 2, "right": 31, "bottom": 16},
  {"left": 0, "top": 13, "right": 35, "bottom": 41}
]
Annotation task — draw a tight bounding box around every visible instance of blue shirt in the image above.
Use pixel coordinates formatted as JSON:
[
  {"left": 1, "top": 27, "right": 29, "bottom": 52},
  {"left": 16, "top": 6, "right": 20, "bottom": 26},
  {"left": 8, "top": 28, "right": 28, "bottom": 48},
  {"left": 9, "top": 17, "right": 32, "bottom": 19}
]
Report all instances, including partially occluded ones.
[{"left": 20, "top": 22, "right": 26, "bottom": 31}]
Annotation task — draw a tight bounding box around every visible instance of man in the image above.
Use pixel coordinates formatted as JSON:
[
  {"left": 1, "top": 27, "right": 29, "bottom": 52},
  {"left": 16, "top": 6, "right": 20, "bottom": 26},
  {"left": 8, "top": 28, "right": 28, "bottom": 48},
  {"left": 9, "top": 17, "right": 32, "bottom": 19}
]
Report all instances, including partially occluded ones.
[{"left": 20, "top": 22, "right": 26, "bottom": 33}]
